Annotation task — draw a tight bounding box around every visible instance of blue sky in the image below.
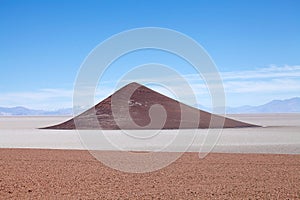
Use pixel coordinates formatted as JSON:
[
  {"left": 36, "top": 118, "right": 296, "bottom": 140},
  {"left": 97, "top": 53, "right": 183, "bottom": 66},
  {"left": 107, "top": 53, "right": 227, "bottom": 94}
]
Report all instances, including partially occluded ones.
[{"left": 0, "top": 0, "right": 299, "bottom": 109}]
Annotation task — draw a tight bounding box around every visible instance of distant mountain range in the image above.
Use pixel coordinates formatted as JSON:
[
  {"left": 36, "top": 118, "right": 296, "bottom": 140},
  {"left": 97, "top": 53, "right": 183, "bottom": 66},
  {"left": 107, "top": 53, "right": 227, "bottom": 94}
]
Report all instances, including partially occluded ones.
[
  {"left": 0, "top": 97, "right": 299, "bottom": 116},
  {"left": 226, "top": 97, "right": 300, "bottom": 114},
  {"left": 0, "top": 106, "right": 72, "bottom": 116}
]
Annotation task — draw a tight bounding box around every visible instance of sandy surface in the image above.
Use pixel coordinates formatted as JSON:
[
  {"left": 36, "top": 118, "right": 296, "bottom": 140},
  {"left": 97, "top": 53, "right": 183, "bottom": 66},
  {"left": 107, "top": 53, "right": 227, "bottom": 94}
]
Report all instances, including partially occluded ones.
[
  {"left": 227, "top": 113, "right": 300, "bottom": 127},
  {"left": 1, "top": 115, "right": 300, "bottom": 154},
  {"left": 0, "top": 148, "right": 299, "bottom": 199}
]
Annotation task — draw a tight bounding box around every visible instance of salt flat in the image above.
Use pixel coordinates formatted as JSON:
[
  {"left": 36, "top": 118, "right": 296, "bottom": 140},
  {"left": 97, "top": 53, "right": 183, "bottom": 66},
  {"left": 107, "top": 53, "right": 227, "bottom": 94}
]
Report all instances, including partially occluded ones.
[{"left": 0, "top": 114, "right": 299, "bottom": 154}]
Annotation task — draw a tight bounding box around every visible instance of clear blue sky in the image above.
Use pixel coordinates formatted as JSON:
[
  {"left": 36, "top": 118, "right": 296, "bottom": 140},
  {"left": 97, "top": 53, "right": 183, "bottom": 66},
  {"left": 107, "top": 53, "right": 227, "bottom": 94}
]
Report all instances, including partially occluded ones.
[{"left": 0, "top": 0, "right": 299, "bottom": 109}]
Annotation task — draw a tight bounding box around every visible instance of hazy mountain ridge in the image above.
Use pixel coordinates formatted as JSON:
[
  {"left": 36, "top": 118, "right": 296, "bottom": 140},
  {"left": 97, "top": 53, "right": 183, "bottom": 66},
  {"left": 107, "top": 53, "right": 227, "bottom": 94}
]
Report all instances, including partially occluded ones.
[
  {"left": 1, "top": 97, "right": 299, "bottom": 116},
  {"left": 226, "top": 97, "right": 300, "bottom": 114},
  {"left": 0, "top": 106, "right": 72, "bottom": 116}
]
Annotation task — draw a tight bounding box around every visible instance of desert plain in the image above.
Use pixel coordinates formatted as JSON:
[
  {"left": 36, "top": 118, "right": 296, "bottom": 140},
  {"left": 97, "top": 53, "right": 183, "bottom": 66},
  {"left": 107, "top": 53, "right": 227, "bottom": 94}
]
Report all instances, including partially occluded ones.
[{"left": 0, "top": 114, "right": 300, "bottom": 199}]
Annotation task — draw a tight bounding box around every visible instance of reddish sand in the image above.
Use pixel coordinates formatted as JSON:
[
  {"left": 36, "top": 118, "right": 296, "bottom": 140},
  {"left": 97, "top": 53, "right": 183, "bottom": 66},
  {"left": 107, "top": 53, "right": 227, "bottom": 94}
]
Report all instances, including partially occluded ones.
[
  {"left": 45, "top": 82, "right": 257, "bottom": 129},
  {"left": 0, "top": 149, "right": 299, "bottom": 199}
]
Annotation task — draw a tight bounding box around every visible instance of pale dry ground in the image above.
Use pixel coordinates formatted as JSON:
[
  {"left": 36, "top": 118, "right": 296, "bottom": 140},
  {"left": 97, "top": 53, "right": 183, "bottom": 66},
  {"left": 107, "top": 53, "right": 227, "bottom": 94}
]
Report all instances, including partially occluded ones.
[
  {"left": 0, "top": 149, "right": 299, "bottom": 199},
  {"left": 0, "top": 114, "right": 299, "bottom": 154},
  {"left": 227, "top": 113, "right": 300, "bottom": 127}
]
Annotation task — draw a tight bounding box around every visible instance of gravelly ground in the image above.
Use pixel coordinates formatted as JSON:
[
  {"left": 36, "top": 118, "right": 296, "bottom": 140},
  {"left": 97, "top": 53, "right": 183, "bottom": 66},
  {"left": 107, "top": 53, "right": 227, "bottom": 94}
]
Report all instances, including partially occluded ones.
[{"left": 0, "top": 149, "right": 299, "bottom": 199}]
